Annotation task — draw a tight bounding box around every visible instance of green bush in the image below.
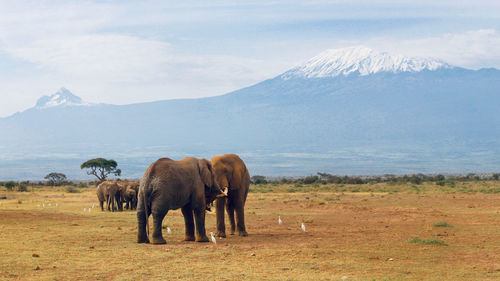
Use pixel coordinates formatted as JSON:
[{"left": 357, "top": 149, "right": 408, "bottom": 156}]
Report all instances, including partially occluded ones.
[
  {"left": 409, "top": 237, "right": 447, "bottom": 246},
  {"left": 4, "top": 181, "right": 15, "bottom": 191},
  {"left": 66, "top": 186, "right": 80, "bottom": 193},
  {"left": 303, "top": 176, "right": 319, "bottom": 184},
  {"left": 17, "top": 184, "right": 28, "bottom": 192},
  {"left": 251, "top": 175, "right": 267, "bottom": 185},
  {"left": 433, "top": 222, "right": 454, "bottom": 228}
]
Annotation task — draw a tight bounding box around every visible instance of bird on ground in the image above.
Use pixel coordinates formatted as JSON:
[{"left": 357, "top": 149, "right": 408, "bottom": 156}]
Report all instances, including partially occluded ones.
[
  {"left": 278, "top": 216, "right": 283, "bottom": 225},
  {"left": 301, "top": 223, "right": 306, "bottom": 232},
  {"left": 210, "top": 232, "right": 217, "bottom": 244},
  {"left": 167, "top": 227, "right": 172, "bottom": 234}
]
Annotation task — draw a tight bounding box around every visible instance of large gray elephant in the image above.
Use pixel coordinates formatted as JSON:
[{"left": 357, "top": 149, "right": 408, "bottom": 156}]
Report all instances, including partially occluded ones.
[
  {"left": 137, "top": 157, "right": 227, "bottom": 244},
  {"left": 96, "top": 181, "right": 121, "bottom": 211},
  {"left": 212, "top": 154, "right": 250, "bottom": 237}
]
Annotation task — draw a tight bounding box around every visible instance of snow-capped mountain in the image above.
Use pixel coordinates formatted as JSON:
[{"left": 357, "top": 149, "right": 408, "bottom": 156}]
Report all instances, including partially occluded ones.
[
  {"left": 35, "top": 88, "right": 87, "bottom": 109},
  {"left": 1, "top": 46, "right": 500, "bottom": 179},
  {"left": 282, "top": 46, "right": 452, "bottom": 79}
]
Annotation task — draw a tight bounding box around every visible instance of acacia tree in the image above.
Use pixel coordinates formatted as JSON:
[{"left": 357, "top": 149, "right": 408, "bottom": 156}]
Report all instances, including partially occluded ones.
[
  {"left": 4, "top": 181, "right": 15, "bottom": 191},
  {"left": 80, "top": 158, "right": 121, "bottom": 182},
  {"left": 44, "top": 172, "right": 67, "bottom": 186}
]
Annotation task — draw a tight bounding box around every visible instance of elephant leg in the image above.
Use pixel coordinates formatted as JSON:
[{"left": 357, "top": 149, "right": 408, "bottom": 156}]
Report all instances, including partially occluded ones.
[
  {"left": 106, "top": 195, "right": 111, "bottom": 211},
  {"left": 111, "top": 193, "right": 116, "bottom": 212},
  {"left": 181, "top": 205, "right": 195, "bottom": 241},
  {"left": 125, "top": 200, "right": 130, "bottom": 210},
  {"left": 226, "top": 201, "right": 236, "bottom": 235},
  {"left": 235, "top": 198, "right": 248, "bottom": 237},
  {"left": 100, "top": 200, "right": 104, "bottom": 211},
  {"left": 116, "top": 194, "right": 123, "bottom": 211},
  {"left": 136, "top": 196, "right": 150, "bottom": 243},
  {"left": 136, "top": 213, "right": 150, "bottom": 243},
  {"left": 193, "top": 208, "right": 209, "bottom": 242},
  {"left": 215, "top": 197, "right": 226, "bottom": 238},
  {"left": 151, "top": 209, "right": 168, "bottom": 244}
]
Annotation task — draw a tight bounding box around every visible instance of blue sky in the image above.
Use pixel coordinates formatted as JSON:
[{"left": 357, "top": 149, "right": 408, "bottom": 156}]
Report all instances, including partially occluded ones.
[{"left": 1, "top": 0, "right": 500, "bottom": 117}]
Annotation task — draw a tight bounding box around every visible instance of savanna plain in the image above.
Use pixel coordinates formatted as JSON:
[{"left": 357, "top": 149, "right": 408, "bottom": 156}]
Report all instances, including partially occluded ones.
[{"left": 1, "top": 182, "right": 500, "bottom": 281}]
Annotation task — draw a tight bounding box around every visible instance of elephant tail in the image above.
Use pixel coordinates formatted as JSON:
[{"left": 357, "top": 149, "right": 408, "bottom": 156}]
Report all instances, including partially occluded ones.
[{"left": 242, "top": 167, "right": 250, "bottom": 200}]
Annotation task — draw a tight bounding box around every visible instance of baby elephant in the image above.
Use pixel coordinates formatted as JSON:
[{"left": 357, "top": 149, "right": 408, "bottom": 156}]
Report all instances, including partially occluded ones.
[
  {"left": 137, "top": 157, "right": 227, "bottom": 244},
  {"left": 123, "top": 187, "right": 137, "bottom": 210}
]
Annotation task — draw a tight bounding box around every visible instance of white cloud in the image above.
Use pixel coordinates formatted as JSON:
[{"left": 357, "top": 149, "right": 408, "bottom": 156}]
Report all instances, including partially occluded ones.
[
  {"left": 366, "top": 29, "right": 500, "bottom": 69},
  {"left": 7, "top": 34, "right": 171, "bottom": 82}
]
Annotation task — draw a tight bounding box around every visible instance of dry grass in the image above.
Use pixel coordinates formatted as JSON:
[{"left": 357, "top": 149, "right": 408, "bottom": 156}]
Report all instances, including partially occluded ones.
[{"left": 1, "top": 184, "right": 500, "bottom": 280}]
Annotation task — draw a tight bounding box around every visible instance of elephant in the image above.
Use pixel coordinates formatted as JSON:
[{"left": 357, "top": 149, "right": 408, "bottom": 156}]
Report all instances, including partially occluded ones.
[
  {"left": 136, "top": 157, "right": 227, "bottom": 244},
  {"left": 96, "top": 183, "right": 107, "bottom": 211},
  {"left": 115, "top": 180, "right": 140, "bottom": 210},
  {"left": 122, "top": 186, "right": 137, "bottom": 210},
  {"left": 212, "top": 154, "right": 250, "bottom": 237},
  {"left": 96, "top": 181, "right": 121, "bottom": 212},
  {"left": 126, "top": 181, "right": 139, "bottom": 210}
]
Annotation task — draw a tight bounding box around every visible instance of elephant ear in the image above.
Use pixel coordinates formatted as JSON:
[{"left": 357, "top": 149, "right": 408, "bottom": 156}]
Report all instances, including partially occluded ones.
[{"left": 198, "top": 159, "right": 213, "bottom": 188}]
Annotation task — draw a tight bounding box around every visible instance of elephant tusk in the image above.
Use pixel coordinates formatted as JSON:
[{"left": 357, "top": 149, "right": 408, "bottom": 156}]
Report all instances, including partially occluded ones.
[{"left": 217, "top": 187, "right": 228, "bottom": 197}]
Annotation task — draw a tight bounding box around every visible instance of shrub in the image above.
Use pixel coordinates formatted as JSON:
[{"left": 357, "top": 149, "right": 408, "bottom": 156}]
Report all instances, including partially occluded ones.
[
  {"left": 434, "top": 174, "right": 445, "bottom": 181},
  {"left": 251, "top": 175, "right": 267, "bottom": 185},
  {"left": 4, "top": 181, "right": 15, "bottom": 191},
  {"left": 66, "top": 186, "right": 80, "bottom": 193},
  {"left": 433, "top": 222, "right": 454, "bottom": 228},
  {"left": 280, "top": 178, "right": 290, "bottom": 184},
  {"left": 303, "top": 176, "right": 319, "bottom": 184},
  {"left": 409, "top": 237, "right": 447, "bottom": 246},
  {"left": 409, "top": 175, "right": 423, "bottom": 185},
  {"left": 17, "top": 184, "right": 28, "bottom": 192}
]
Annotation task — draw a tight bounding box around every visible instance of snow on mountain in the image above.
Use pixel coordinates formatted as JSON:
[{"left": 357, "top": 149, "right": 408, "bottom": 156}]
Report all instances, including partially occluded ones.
[
  {"left": 281, "top": 46, "right": 452, "bottom": 79},
  {"left": 35, "top": 88, "right": 87, "bottom": 109}
]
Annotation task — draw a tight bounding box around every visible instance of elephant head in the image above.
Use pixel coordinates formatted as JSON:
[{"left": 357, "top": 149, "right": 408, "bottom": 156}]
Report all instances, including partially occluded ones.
[
  {"left": 212, "top": 160, "right": 235, "bottom": 194},
  {"left": 198, "top": 159, "right": 227, "bottom": 205}
]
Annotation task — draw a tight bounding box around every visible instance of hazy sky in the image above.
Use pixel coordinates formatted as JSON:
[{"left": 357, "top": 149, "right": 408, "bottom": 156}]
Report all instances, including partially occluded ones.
[{"left": 1, "top": 0, "right": 500, "bottom": 117}]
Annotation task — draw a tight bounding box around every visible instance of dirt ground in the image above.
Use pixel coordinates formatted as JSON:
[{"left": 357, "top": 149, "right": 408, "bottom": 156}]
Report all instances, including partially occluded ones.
[{"left": 1, "top": 187, "right": 500, "bottom": 280}]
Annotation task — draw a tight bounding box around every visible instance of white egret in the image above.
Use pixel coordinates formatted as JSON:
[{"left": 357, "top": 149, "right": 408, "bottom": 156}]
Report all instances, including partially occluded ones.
[
  {"left": 167, "top": 227, "right": 172, "bottom": 234},
  {"left": 210, "top": 232, "right": 217, "bottom": 244},
  {"left": 278, "top": 216, "right": 283, "bottom": 225},
  {"left": 301, "top": 223, "right": 306, "bottom": 232}
]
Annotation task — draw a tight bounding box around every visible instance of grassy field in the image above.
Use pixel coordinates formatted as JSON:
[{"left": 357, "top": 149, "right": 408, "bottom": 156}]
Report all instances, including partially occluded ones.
[{"left": 1, "top": 182, "right": 500, "bottom": 280}]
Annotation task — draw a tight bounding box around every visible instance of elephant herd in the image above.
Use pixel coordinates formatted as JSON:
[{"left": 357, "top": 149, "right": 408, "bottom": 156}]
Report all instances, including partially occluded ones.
[
  {"left": 96, "top": 180, "right": 139, "bottom": 212},
  {"left": 95, "top": 153, "right": 250, "bottom": 245}
]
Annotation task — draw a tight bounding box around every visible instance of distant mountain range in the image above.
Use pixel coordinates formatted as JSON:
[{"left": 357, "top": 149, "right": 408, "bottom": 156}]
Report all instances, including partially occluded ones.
[{"left": 1, "top": 46, "right": 499, "bottom": 180}]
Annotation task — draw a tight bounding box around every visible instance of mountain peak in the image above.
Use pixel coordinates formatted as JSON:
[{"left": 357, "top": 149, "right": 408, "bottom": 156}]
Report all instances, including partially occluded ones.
[
  {"left": 281, "top": 46, "right": 452, "bottom": 79},
  {"left": 35, "top": 88, "right": 86, "bottom": 109}
]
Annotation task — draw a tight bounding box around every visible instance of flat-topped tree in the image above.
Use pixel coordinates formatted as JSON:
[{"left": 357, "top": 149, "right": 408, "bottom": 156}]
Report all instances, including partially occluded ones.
[
  {"left": 44, "top": 172, "right": 67, "bottom": 186},
  {"left": 80, "top": 158, "right": 121, "bottom": 182}
]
